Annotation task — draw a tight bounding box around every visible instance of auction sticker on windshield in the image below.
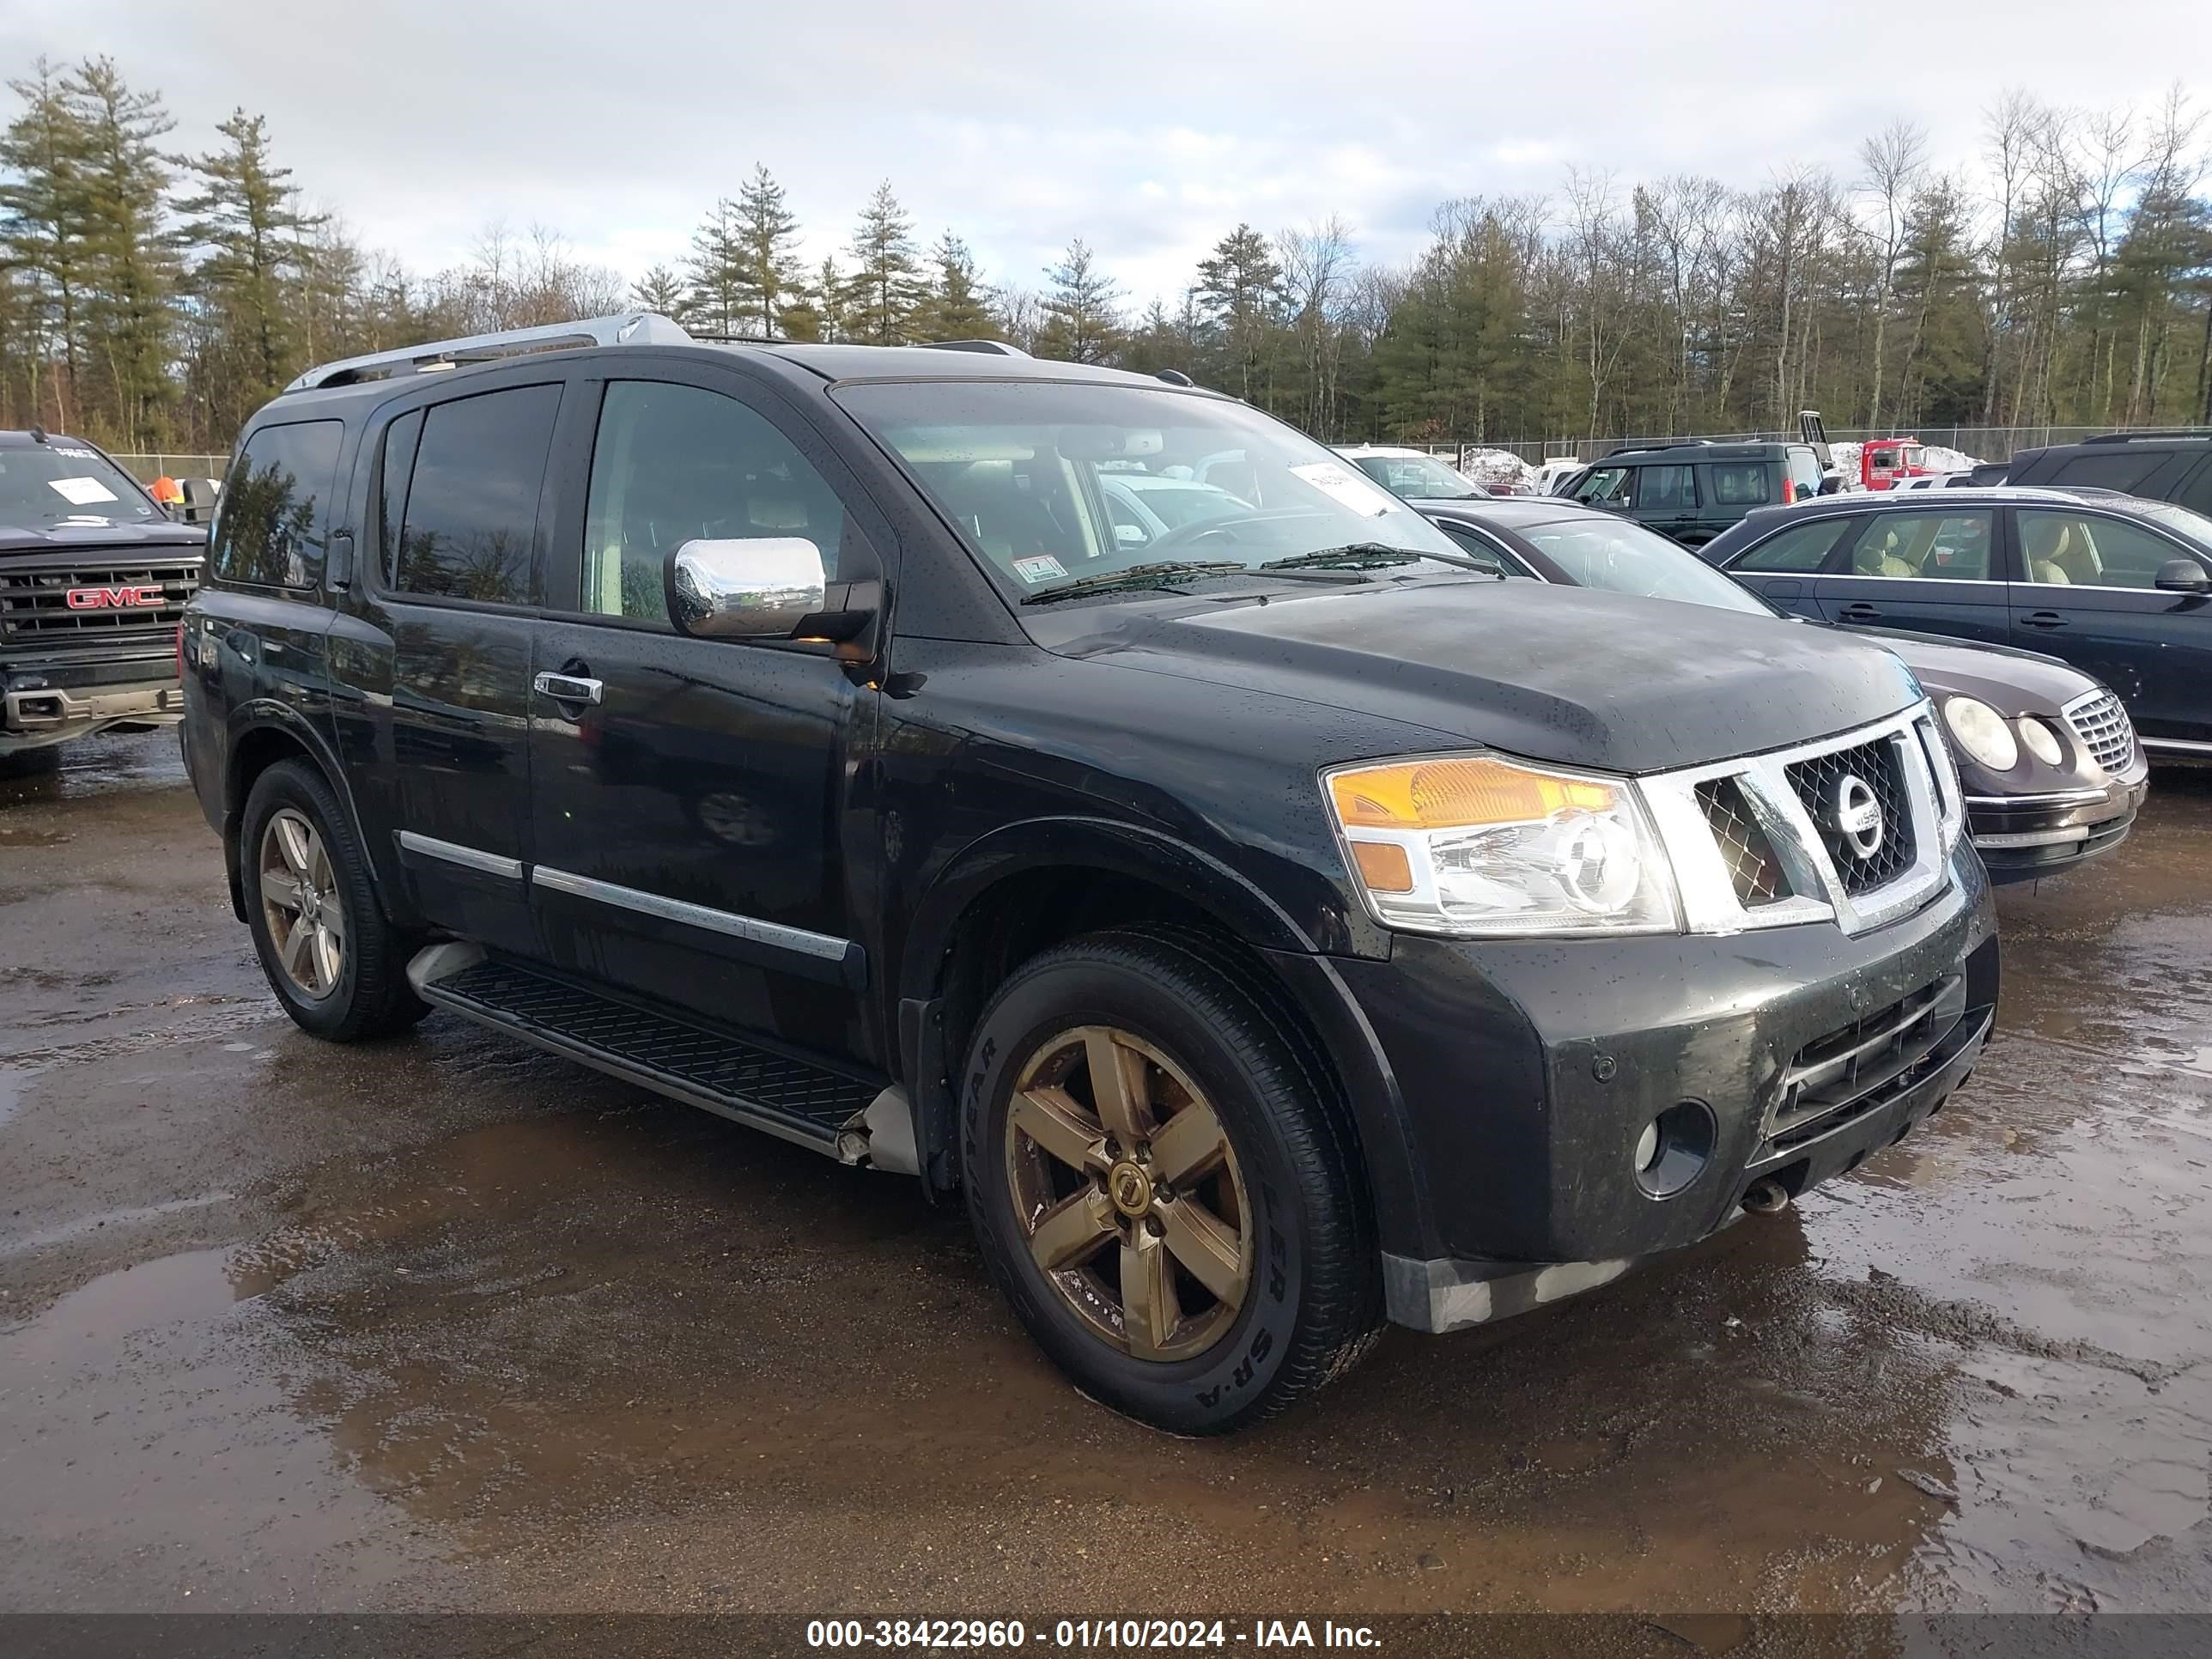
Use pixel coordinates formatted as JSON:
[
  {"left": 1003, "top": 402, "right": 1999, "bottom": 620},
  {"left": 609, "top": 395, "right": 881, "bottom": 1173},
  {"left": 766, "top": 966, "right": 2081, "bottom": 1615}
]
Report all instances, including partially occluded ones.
[
  {"left": 48, "top": 476, "right": 120, "bottom": 506},
  {"left": 1289, "top": 461, "right": 1393, "bottom": 517},
  {"left": 1012, "top": 555, "right": 1068, "bottom": 584}
]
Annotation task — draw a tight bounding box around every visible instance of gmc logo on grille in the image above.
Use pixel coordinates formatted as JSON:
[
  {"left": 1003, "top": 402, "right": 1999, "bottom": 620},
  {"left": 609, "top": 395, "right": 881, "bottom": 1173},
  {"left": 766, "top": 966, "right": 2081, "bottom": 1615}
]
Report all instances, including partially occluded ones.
[{"left": 65, "top": 585, "right": 167, "bottom": 611}]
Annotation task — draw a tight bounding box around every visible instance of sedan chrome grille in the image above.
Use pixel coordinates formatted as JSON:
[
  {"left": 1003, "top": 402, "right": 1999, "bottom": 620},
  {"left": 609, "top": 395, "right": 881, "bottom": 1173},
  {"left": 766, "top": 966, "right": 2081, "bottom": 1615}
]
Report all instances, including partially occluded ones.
[{"left": 2063, "top": 690, "right": 2135, "bottom": 775}]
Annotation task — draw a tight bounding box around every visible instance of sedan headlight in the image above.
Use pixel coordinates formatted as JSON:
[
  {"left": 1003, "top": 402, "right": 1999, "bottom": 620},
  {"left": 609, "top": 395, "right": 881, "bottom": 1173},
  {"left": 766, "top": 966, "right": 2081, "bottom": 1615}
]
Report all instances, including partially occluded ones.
[
  {"left": 2016, "top": 717, "right": 2064, "bottom": 767},
  {"left": 1325, "top": 754, "right": 1680, "bottom": 936},
  {"left": 1942, "top": 696, "right": 2018, "bottom": 772}
]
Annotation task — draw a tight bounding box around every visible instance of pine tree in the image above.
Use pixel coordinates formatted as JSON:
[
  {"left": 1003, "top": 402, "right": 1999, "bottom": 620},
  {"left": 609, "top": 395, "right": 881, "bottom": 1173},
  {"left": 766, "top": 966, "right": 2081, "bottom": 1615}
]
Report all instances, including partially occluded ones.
[
  {"left": 178, "top": 108, "right": 323, "bottom": 432},
  {"left": 1036, "top": 238, "right": 1123, "bottom": 364},
  {"left": 843, "top": 181, "right": 925, "bottom": 345},
  {"left": 912, "top": 232, "right": 996, "bottom": 341},
  {"left": 1194, "top": 223, "right": 1284, "bottom": 401},
  {"left": 63, "top": 58, "right": 176, "bottom": 448},
  {"left": 733, "top": 164, "right": 803, "bottom": 338},
  {"left": 683, "top": 199, "right": 744, "bottom": 335},
  {"left": 0, "top": 60, "right": 92, "bottom": 428},
  {"left": 630, "top": 264, "right": 687, "bottom": 318}
]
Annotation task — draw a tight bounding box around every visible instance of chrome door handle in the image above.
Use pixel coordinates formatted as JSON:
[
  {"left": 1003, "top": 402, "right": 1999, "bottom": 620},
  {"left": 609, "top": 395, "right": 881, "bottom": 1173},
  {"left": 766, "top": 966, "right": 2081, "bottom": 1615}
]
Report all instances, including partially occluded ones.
[{"left": 533, "top": 672, "right": 603, "bottom": 704}]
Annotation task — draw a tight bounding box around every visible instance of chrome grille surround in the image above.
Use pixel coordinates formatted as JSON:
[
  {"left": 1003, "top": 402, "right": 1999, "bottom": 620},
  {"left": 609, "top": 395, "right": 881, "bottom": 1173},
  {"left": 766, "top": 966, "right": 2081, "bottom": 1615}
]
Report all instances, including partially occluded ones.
[
  {"left": 2062, "top": 688, "right": 2136, "bottom": 775},
  {"left": 1638, "top": 702, "right": 1957, "bottom": 938}
]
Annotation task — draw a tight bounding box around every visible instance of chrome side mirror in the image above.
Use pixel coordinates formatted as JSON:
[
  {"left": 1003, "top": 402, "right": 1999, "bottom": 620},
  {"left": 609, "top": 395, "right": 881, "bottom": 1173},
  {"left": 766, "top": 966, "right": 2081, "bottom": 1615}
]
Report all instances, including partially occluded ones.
[{"left": 668, "top": 538, "right": 827, "bottom": 638}]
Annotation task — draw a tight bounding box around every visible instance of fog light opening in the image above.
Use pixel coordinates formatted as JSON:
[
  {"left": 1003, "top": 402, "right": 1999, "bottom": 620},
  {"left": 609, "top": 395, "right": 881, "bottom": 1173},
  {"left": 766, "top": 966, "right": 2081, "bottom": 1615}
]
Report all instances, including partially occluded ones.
[{"left": 1633, "top": 1101, "right": 1716, "bottom": 1199}]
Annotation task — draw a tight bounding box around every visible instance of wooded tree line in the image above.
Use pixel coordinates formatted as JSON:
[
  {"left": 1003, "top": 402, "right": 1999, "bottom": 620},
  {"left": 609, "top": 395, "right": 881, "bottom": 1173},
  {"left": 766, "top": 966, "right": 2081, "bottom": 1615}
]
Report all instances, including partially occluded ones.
[{"left": 3, "top": 55, "right": 2209, "bottom": 458}]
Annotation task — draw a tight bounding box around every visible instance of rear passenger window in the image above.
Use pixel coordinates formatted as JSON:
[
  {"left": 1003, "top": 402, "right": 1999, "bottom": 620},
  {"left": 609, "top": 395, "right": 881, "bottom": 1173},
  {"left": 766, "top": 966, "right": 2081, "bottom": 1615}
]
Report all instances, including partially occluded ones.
[
  {"left": 1732, "top": 517, "right": 1851, "bottom": 572},
  {"left": 1711, "top": 464, "right": 1771, "bottom": 506},
  {"left": 1846, "top": 512, "right": 1995, "bottom": 580},
  {"left": 575, "top": 380, "right": 859, "bottom": 625},
  {"left": 210, "top": 420, "right": 342, "bottom": 589},
  {"left": 1627, "top": 465, "right": 1697, "bottom": 510},
  {"left": 391, "top": 385, "right": 562, "bottom": 605}
]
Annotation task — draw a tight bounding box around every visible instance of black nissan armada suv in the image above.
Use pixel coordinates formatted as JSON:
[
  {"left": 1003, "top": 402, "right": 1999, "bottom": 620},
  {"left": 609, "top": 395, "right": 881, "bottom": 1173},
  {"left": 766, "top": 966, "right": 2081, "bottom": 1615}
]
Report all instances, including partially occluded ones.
[{"left": 181, "top": 314, "right": 1999, "bottom": 1433}]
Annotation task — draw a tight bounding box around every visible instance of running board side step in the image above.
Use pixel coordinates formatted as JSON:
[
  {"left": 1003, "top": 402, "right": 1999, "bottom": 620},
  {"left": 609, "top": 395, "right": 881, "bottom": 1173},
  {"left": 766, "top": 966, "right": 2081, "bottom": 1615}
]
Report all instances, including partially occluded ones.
[{"left": 408, "top": 945, "right": 915, "bottom": 1173}]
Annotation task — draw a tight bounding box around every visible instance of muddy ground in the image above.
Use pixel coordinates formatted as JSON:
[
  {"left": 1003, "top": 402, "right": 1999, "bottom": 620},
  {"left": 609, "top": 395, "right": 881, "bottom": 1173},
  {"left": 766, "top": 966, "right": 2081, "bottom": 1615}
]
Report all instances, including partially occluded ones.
[{"left": 2, "top": 730, "right": 2209, "bottom": 1621}]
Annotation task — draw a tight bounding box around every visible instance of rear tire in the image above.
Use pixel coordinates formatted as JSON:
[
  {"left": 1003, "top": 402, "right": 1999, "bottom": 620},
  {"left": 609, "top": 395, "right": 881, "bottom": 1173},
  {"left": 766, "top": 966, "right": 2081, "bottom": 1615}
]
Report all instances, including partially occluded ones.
[
  {"left": 960, "top": 928, "right": 1381, "bottom": 1434},
  {"left": 240, "top": 761, "right": 427, "bottom": 1041}
]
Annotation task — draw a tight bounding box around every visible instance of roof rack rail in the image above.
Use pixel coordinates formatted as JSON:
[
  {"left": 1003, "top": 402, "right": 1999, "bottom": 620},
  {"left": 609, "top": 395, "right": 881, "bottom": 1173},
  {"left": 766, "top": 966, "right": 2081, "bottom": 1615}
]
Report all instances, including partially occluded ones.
[
  {"left": 2081, "top": 428, "right": 2212, "bottom": 444},
  {"left": 284, "top": 312, "right": 694, "bottom": 392},
  {"left": 921, "top": 338, "right": 1030, "bottom": 356},
  {"left": 1604, "top": 438, "right": 1715, "bottom": 457}
]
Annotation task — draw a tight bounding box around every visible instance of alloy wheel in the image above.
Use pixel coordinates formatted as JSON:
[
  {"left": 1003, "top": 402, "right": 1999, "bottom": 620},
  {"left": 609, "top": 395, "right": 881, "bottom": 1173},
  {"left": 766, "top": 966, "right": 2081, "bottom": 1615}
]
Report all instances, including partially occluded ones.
[
  {"left": 258, "top": 807, "right": 345, "bottom": 999},
  {"left": 1004, "top": 1024, "right": 1252, "bottom": 1362}
]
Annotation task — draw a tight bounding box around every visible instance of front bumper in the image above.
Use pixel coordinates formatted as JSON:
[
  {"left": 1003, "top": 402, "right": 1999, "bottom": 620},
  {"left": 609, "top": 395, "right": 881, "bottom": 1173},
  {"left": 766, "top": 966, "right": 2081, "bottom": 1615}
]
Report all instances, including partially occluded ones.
[
  {"left": 1967, "top": 768, "right": 2147, "bottom": 883},
  {"left": 1333, "top": 849, "right": 1998, "bottom": 1334},
  {"left": 1, "top": 671, "right": 184, "bottom": 752}
]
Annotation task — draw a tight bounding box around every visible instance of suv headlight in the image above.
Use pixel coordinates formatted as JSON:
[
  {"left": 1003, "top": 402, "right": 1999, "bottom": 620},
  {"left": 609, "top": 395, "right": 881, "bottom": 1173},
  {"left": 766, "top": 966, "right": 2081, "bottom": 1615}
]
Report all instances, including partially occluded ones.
[{"left": 1325, "top": 754, "right": 1681, "bottom": 937}]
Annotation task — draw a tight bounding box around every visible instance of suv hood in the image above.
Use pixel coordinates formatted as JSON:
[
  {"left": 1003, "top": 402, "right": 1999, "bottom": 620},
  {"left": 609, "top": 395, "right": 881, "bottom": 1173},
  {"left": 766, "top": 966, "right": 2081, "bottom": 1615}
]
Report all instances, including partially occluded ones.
[
  {"left": 0, "top": 519, "right": 206, "bottom": 556},
  {"left": 1033, "top": 579, "right": 1923, "bottom": 775}
]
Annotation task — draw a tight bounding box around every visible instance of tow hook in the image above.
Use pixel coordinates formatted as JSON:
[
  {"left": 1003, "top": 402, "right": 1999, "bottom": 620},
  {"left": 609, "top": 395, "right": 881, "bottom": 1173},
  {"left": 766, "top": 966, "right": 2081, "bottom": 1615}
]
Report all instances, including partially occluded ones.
[{"left": 1741, "top": 1179, "right": 1792, "bottom": 1215}]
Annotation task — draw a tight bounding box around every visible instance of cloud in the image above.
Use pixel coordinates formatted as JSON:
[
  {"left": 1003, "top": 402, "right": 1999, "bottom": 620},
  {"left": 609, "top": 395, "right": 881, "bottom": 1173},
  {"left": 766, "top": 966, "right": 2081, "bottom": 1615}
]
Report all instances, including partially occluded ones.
[{"left": 3, "top": 0, "right": 2203, "bottom": 309}]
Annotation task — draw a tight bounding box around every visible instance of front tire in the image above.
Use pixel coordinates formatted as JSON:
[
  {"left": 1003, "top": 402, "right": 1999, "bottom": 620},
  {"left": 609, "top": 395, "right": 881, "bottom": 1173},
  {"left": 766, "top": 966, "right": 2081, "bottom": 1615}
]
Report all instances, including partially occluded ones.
[
  {"left": 960, "top": 928, "right": 1381, "bottom": 1434},
  {"left": 240, "top": 760, "right": 426, "bottom": 1041}
]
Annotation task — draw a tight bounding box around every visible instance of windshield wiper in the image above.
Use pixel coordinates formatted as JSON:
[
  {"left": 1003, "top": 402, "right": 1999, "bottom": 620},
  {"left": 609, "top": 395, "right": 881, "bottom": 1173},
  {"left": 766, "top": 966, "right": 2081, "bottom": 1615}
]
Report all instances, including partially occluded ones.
[
  {"left": 1261, "top": 543, "right": 1499, "bottom": 574},
  {"left": 1021, "top": 559, "right": 1370, "bottom": 605},
  {"left": 1022, "top": 561, "right": 1248, "bottom": 604}
]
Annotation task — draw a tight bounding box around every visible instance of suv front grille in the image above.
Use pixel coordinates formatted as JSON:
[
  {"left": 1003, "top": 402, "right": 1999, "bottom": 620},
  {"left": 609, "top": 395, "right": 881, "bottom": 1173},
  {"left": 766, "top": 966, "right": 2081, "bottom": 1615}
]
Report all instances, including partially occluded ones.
[
  {"left": 1767, "top": 975, "right": 1966, "bottom": 1151},
  {"left": 0, "top": 561, "right": 201, "bottom": 644},
  {"left": 1784, "top": 735, "right": 1915, "bottom": 896},
  {"left": 1640, "top": 705, "right": 1951, "bottom": 937},
  {"left": 2064, "top": 690, "right": 2135, "bottom": 774},
  {"left": 1694, "top": 777, "right": 1787, "bottom": 906}
]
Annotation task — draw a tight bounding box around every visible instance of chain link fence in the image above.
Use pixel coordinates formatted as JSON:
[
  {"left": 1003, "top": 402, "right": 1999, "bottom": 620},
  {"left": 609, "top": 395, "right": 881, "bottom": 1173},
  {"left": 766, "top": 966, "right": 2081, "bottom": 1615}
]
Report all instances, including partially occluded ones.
[
  {"left": 110, "top": 453, "right": 229, "bottom": 484},
  {"left": 1398, "top": 426, "right": 2208, "bottom": 471}
]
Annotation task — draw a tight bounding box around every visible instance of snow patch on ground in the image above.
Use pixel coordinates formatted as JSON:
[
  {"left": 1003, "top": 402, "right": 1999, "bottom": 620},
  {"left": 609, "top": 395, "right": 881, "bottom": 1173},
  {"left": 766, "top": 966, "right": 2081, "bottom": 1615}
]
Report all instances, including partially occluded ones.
[{"left": 1456, "top": 447, "right": 1540, "bottom": 489}]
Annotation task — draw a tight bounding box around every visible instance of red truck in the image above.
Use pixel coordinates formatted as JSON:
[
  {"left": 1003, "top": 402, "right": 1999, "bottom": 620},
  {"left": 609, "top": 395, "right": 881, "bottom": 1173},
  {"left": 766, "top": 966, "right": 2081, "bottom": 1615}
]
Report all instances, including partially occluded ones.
[{"left": 1862, "top": 437, "right": 1932, "bottom": 491}]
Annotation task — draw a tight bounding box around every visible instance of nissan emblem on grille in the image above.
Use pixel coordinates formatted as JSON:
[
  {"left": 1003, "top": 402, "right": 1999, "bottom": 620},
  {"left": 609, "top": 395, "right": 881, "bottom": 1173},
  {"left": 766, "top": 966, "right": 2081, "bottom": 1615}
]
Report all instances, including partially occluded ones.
[{"left": 1831, "top": 774, "right": 1885, "bottom": 860}]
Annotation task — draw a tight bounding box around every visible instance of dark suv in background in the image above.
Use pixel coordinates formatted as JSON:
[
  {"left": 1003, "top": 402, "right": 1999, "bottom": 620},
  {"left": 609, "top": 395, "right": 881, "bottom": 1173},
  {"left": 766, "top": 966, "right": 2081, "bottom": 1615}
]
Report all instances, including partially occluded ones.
[
  {"left": 181, "top": 314, "right": 1996, "bottom": 1433},
  {"left": 1561, "top": 440, "right": 1826, "bottom": 547},
  {"left": 2002, "top": 430, "right": 2212, "bottom": 511}
]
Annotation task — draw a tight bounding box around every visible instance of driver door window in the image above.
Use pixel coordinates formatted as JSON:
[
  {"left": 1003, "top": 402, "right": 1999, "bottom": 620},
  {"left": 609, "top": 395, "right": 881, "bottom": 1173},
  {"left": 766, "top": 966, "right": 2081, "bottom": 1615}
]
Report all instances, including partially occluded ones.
[
  {"left": 2016, "top": 511, "right": 2190, "bottom": 590},
  {"left": 576, "top": 380, "right": 856, "bottom": 626}
]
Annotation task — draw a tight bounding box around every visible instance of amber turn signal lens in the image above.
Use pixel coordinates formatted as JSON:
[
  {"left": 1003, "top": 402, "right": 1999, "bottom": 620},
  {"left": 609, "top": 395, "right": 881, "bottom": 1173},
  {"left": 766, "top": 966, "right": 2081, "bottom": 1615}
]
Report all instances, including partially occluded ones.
[
  {"left": 1351, "top": 841, "right": 1414, "bottom": 893},
  {"left": 1328, "top": 756, "right": 1617, "bottom": 830}
]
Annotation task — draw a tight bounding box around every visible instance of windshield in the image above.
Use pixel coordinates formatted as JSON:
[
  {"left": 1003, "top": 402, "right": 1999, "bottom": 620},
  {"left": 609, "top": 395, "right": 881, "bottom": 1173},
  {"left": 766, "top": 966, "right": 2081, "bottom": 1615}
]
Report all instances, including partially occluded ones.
[
  {"left": 1349, "top": 453, "right": 1482, "bottom": 501},
  {"left": 837, "top": 381, "right": 1468, "bottom": 599},
  {"left": 1520, "top": 515, "right": 1772, "bottom": 617},
  {"left": 0, "top": 442, "right": 160, "bottom": 526},
  {"left": 2131, "top": 499, "right": 2212, "bottom": 550}
]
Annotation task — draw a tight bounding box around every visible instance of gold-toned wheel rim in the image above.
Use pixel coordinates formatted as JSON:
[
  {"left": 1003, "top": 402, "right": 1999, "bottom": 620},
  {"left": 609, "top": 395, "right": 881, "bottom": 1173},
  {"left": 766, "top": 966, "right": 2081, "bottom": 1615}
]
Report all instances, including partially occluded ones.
[
  {"left": 1005, "top": 1024, "right": 1252, "bottom": 1363},
  {"left": 258, "top": 807, "right": 344, "bottom": 1000}
]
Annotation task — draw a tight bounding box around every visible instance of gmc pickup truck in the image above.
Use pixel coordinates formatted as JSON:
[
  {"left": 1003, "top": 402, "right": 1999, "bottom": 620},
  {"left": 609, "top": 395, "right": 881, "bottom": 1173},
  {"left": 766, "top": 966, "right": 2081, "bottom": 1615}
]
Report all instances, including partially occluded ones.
[{"left": 2, "top": 429, "right": 202, "bottom": 763}]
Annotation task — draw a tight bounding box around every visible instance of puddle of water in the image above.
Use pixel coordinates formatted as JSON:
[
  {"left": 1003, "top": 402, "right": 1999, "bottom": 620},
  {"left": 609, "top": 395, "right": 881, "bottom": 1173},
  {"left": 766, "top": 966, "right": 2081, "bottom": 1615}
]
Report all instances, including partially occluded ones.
[{"left": 2, "top": 1246, "right": 257, "bottom": 1371}]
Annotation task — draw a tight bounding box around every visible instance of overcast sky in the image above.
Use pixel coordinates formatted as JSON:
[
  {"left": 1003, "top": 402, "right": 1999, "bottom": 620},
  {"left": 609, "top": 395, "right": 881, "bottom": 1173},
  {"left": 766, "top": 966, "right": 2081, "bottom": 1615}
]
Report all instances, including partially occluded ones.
[{"left": 5, "top": 1, "right": 2206, "bottom": 306}]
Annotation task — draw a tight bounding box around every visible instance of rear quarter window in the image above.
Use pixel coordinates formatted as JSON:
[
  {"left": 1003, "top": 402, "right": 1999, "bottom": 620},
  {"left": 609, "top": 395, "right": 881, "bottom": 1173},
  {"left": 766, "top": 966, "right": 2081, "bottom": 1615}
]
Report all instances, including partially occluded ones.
[
  {"left": 1730, "top": 516, "right": 1853, "bottom": 572},
  {"left": 210, "top": 420, "right": 343, "bottom": 589},
  {"left": 2048, "top": 451, "right": 2166, "bottom": 493},
  {"left": 1711, "top": 464, "right": 1773, "bottom": 507}
]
